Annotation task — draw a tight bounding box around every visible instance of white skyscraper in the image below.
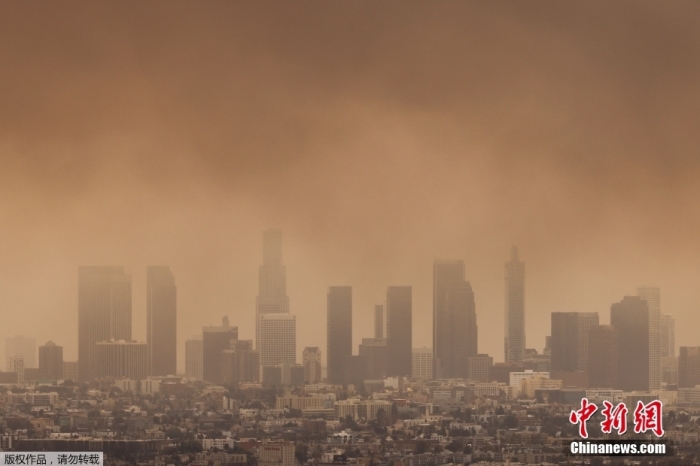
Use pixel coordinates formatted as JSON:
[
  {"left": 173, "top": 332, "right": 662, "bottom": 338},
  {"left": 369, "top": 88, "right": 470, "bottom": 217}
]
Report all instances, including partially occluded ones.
[
  {"left": 259, "top": 313, "right": 296, "bottom": 367},
  {"left": 637, "top": 286, "right": 661, "bottom": 391},
  {"left": 412, "top": 347, "right": 433, "bottom": 380},
  {"left": 185, "top": 337, "right": 203, "bottom": 380}
]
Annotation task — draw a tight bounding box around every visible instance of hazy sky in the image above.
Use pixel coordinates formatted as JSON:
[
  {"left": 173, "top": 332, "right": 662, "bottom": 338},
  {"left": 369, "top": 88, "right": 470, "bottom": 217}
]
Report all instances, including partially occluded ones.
[{"left": 2, "top": 2, "right": 700, "bottom": 371}]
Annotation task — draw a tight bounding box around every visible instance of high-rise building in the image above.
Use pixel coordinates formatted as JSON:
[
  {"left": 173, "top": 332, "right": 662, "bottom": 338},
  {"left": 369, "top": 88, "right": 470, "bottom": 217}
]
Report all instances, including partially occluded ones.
[
  {"left": 202, "top": 317, "right": 238, "bottom": 384},
  {"left": 303, "top": 347, "right": 322, "bottom": 384},
  {"left": 661, "top": 314, "right": 675, "bottom": 358},
  {"left": 467, "top": 354, "right": 493, "bottom": 382},
  {"left": 610, "top": 296, "right": 650, "bottom": 391},
  {"left": 220, "top": 340, "right": 260, "bottom": 385},
  {"left": 637, "top": 287, "right": 661, "bottom": 390},
  {"left": 588, "top": 325, "right": 619, "bottom": 389},
  {"left": 505, "top": 247, "right": 526, "bottom": 364},
  {"left": 259, "top": 313, "right": 296, "bottom": 366},
  {"left": 327, "top": 286, "right": 352, "bottom": 384},
  {"left": 185, "top": 337, "right": 203, "bottom": 380},
  {"left": 386, "top": 286, "right": 412, "bottom": 377},
  {"left": 359, "top": 338, "right": 387, "bottom": 379},
  {"left": 678, "top": 347, "right": 700, "bottom": 389},
  {"left": 147, "top": 266, "right": 177, "bottom": 377},
  {"left": 9, "top": 356, "right": 25, "bottom": 383},
  {"left": 62, "top": 361, "right": 79, "bottom": 381},
  {"left": 5, "top": 336, "right": 36, "bottom": 370},
  {"left": 433, "top": 260, "right": 465, "bottom": 379},
  {"left": 95, "top": 340, "right": 148, "bottom": 380},
  {"left": 38, "top": 341, "right": 63, "bottom": 380},
  {"left": 550, "top": 312, "right": 599, "bottom": 372},
  {"left": 78, "top": 267, "right": 132, "bottom": 381},
  {"left": 374, "top": 305, "right": 384, "bottom": 339},
  {"left": 441, "top": 281, "right": 478, "bottom": 378},
  {"left": 412, "top": 347, "right": 433, "bottom": 380},
  {"left": 256, "top": 230, "right": 290, "bottom": 349}
]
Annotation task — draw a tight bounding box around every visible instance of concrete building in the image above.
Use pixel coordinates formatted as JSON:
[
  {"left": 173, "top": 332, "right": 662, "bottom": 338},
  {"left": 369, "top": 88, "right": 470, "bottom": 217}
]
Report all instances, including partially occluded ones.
[
  {"left": 610, "top": 296, "right": 650, "bottom": 391},
  {"left": 256, "top": 230, "right": 290, "bottom": 349},
  {"left": 433, "top": 260, "right": 465, "bottom": 379},
  {"left": 505, "top": 247, "right": 525, "bottom": 363},
  {"left": 62, "top": 361, "right": 78, "bottom": 381},
  {"left": 95, "top": 340, "right": 148, "bottom": 380},
  {"left": 374, "top": 304, "right": 384, "bottom": 338},
  {"left": 220, "top": 340, "right": 260, "bottom": 385},
  {"left": 202, "top": 317, "right": 238, "bottom": 384},
  {"left": 588, "top": 325, "right": 619, "bottom": 389},
  {"left": 467, "top": 354, "right": 493, "bottom": 383},
  {"left": 679, "top": 346, "right": 700, "bottom": 388},
  {"left": 9, "top": 356, "right": 25, "bottom": 383},
  {"left": 259, "top": 313, "right": 296, "bottom": 366},
  {"left": 78, "top": 266, "right": 132, "bottom": 381},
  {"left": 38, "top": 341, "right": 63, "bottom": 380},
  {"left": 638, "top": 287, "right": 662, "bottom": 390},
  {"left": 302, "top": 347, "right": 322, "bottom": 384},
  {"left": 327, "top": 286, "right": 352, "bottom": 384},
  {"left": 185, "top": 337, "right": 203, "bottom": 380},
  {"left": 387, "top": 286, "right": 412, "bottom": 377},
  {"left": 550, "top": 312, "right": 599, "bottom": 372},
  {"left": 259, "top": 439, "right": 295, "bottom": 466},
  {"left": 412, "top": 347, "right": 433, "bottom": 380},
  {"left": 146, "top": 266, "right": 177, "bottom": 377},
  {"left": 359, "top": 338, "right": 387, "bottom": 380}
]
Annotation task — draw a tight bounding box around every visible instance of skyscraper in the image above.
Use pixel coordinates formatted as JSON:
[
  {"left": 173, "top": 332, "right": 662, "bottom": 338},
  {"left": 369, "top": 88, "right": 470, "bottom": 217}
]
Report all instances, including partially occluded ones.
[
  {"left": 386, "top": 286, "right": 412, "bottom": 377},
  {"left": 661, "top": 314, "right": 675, "bottom": 358},
  {"left": 588, "top": 325, "right": 619, "bottom": 389},
  {"left": 202, "top": 317, "right": 238, "bottom": 384},
  {"left": 327, "top": 286, "right": 352, "bottom": 384},
  {"left": 637, "top": 287, "right": 661, "bottom": 390},
  {"left": 5, "top": 336, "right": 36, "bottom": 371},
  {"left": 412, "top": 347, "right": 433, "bottom": 380},
  {"left": 185, "top": 337, "right": 203, "bottom": 380},
  {"left": 147, "top": 266, "right": 177, "bottom": 376},
  {"left": 610, "top": 296, "right": 650, "bottom": 391},
  {"left": 78, "top": 267, "right": 132, "bottom": 381},
  {"left": 442, "top": 281, "right": 478, "bottom": 378},
  {"left": 374, "top": 305, "right": 384, "bottom": 339},
  {"left": 433, "top": 260, "right": 465, "bottom": 379},
  {"left": 303, "top": 347, "right": 322, "bottom": 384},
  {"left": 220, "top": 340, "right": 260, "bottom": 385},
  {"left": 95, "top": 340, "right": 148, "bottom": 380},
  {"left": 505, "top": 247, "right": 525, "bottom": 364},
  {"left": 256, "top": 230, "right": 290, "bottom": 349},
  {"left": 550, "top": 312, "right": 599, "bottom": 372},
  {"left": 359, "top": 338, "right": 387, "bottom": 379},
  {"left": 259, "top": 313, "right": 296, "bottom": 366},
  {"left": 678, "top": 346, "right": 700, "bottom": 389},
  {"left": 38, "top": 341, "right": 63, "bottom": 380}
]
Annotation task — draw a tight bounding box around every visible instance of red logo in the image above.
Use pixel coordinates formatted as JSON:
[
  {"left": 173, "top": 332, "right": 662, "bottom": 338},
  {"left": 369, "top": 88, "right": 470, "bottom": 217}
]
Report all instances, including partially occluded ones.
[
  {"left": 569, "top": 399, "right": 664, "bottom": 438},
  {"left": 569, "top": 398, "right": 598, "bottom": 439}
]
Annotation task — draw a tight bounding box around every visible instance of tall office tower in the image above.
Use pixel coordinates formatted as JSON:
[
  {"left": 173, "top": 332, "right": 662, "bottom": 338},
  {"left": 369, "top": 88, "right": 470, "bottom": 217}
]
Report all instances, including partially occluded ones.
[
  {"left": 637, "top": 287, "right": 661, "bottom": 390},
  {"left": 550, "top": 312, "right": 599, "bottom": 372},
  {"left": 327, "top": 286, "right": 352, "bottom": 384},
  {"left": 386, "top": 286, "right": 412, "bottom": 377},
  {"left": 588, "top": 325, "right": 619, "bottom": 388},
  {"left": 678, "top": 347, "right": 700, "bottom": 388},
  {"left": 303, "top": 347, "right": 322, "bottom": 384},
  {"left": 661, "top": 314, "right": 675, "bottom": 358},
  {"left": 147, "top": 266, "right": 177, "bottom": 377},
  {"left": 259, "top": 313, "right": 296, "bottom": 366},
  {"left": 359, "top": 338, "right": 388, "bottom": 379},
  {"left": 610, "top": 296, "right": 650, "bottom": 391},
  {"left": 220, "top": 340, "right": 260, "bottom": 385},
  {"left": 202, "top": 317, "right": 238, "bottom": 384},
  {"left": 441, "top": 281, "right": 478, "bottom": 378},
  {"left": 38, "top": 341, "right": 63, "bottom": 380},
  {"left": 185, "top": 337, "right": 203, "bottom": 380},
  {"left": 62, "top": 361, "right": 79, "bottom": 381},
  {"left": 412, "top": 347, "right": 433, "bottom": 380},
  {"left": 5, "top": 336, "right": 36, "bottom": 370},
  {"left": 374, "top": 305, "right": 384, "bottom": 339},
  {"left": 433, "top": 260, "right": 465, "bottom": 379},
  {"left": 78, "top": 267, "right": 132, "bottom": 381},
  {"left": 467, "top": 354, "right": 493, "bottom": 382},
  {"left": 9, "top": 356, "right": 25, "bottom": 383},
  {"left": 505, "top": 246, "right": 526, "bottom": 364},
  {"left": 256, "top": 229, "right": 290, "bottom": 349},
  {"left": 95, "top": 341, "right": 148, "bottom": 380}
]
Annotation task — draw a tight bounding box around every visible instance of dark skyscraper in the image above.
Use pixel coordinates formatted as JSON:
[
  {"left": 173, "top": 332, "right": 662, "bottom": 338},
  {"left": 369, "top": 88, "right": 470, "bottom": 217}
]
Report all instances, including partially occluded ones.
[
  {"left": 386, "top": 286, "right": 412, "bottom": 377},
  {"left": 374, "top": 305, "right": 384, "bottom": 339},
  {"left": 443, "top": 281, "right": 478, "bottom": 378},
  {"left": 202, "top": 316, "right": 238, "bottom": 384},
  {"left": 433, "top": 260, "right": 465, "bottom": 379},
  {"left": 610, "top": 296, "right": 650, "bottom": 391},
  {"left": 78, "top": 266, "right": 132, "bottom": 381},
  {"left": 588, "top": 325, "right": 619, "bottom": 388},
  {"left": 147, "top": 266, "right": 177, "bottom": 376},
  {"left": 38, "top": 341, "right": 63, "bottom": 380},
  {"left": 256, "top": 229, "right": 290, "bottom": 349},
  {"left": 678, "top": 346, "right": 700, "bottom": 388},
  {"left": 327, "top": 286, "right": 352, "bottom": 384},
  {"left": 550, "top": 312, "right": 599, "bottom": 372},
  {"left": 505, "top": 247, "right": 525, "bottom": 363}
]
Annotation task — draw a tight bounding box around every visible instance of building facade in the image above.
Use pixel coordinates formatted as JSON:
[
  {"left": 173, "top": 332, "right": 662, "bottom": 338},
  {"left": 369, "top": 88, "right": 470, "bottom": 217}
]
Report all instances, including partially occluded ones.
[
  {"left": 679, "top": 346, "right": 700, "bottom": 389},
  {"left": 259, "top": 313, "right": 296, "bottom": 367},
  {"left": 302, "top": 347, "right": 322, "bottom": 384},
  {"left": 185, "top": 337, "right": 203, "bottom": 380},
  {"left": 637, "top": 287, "right": 662, "bottom": 390},
  {"left": 610, "top": 296, "right": 650, "bottom": 391},
  {"left": 256, "top": 230, "right": 290, "bottom": 349},
  {"left": 412, "top": 347, "right": 433, "bottom": 380},
  {"left": 95, "top": 340, "right": 148, "bottom": 380},
  {"left": 327, "top": 286, "right": 352, "bottom": 384},
  {"left": 504, "top": 247, "right": 526, "bottom": 364},
  {"left": 588, "top": 325, "right": 619, "bottom": 389},
  {"left": 146, "top": 266, "right": 177, "bottom": 377},
  {"left": 386, "top": 286, "right": 412, "bottom": 377},
  {"left": 550, "top": 312, "right": 599, "bottom": 372},
  {"left": 202, "top": 317, "right": 238, "bottom": 384},
  {"left": 433, "top": 260, "right": 465, "bottom": 379},
  {"left": 38, "top": 341, "right": 63, "bottom": 380}
]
